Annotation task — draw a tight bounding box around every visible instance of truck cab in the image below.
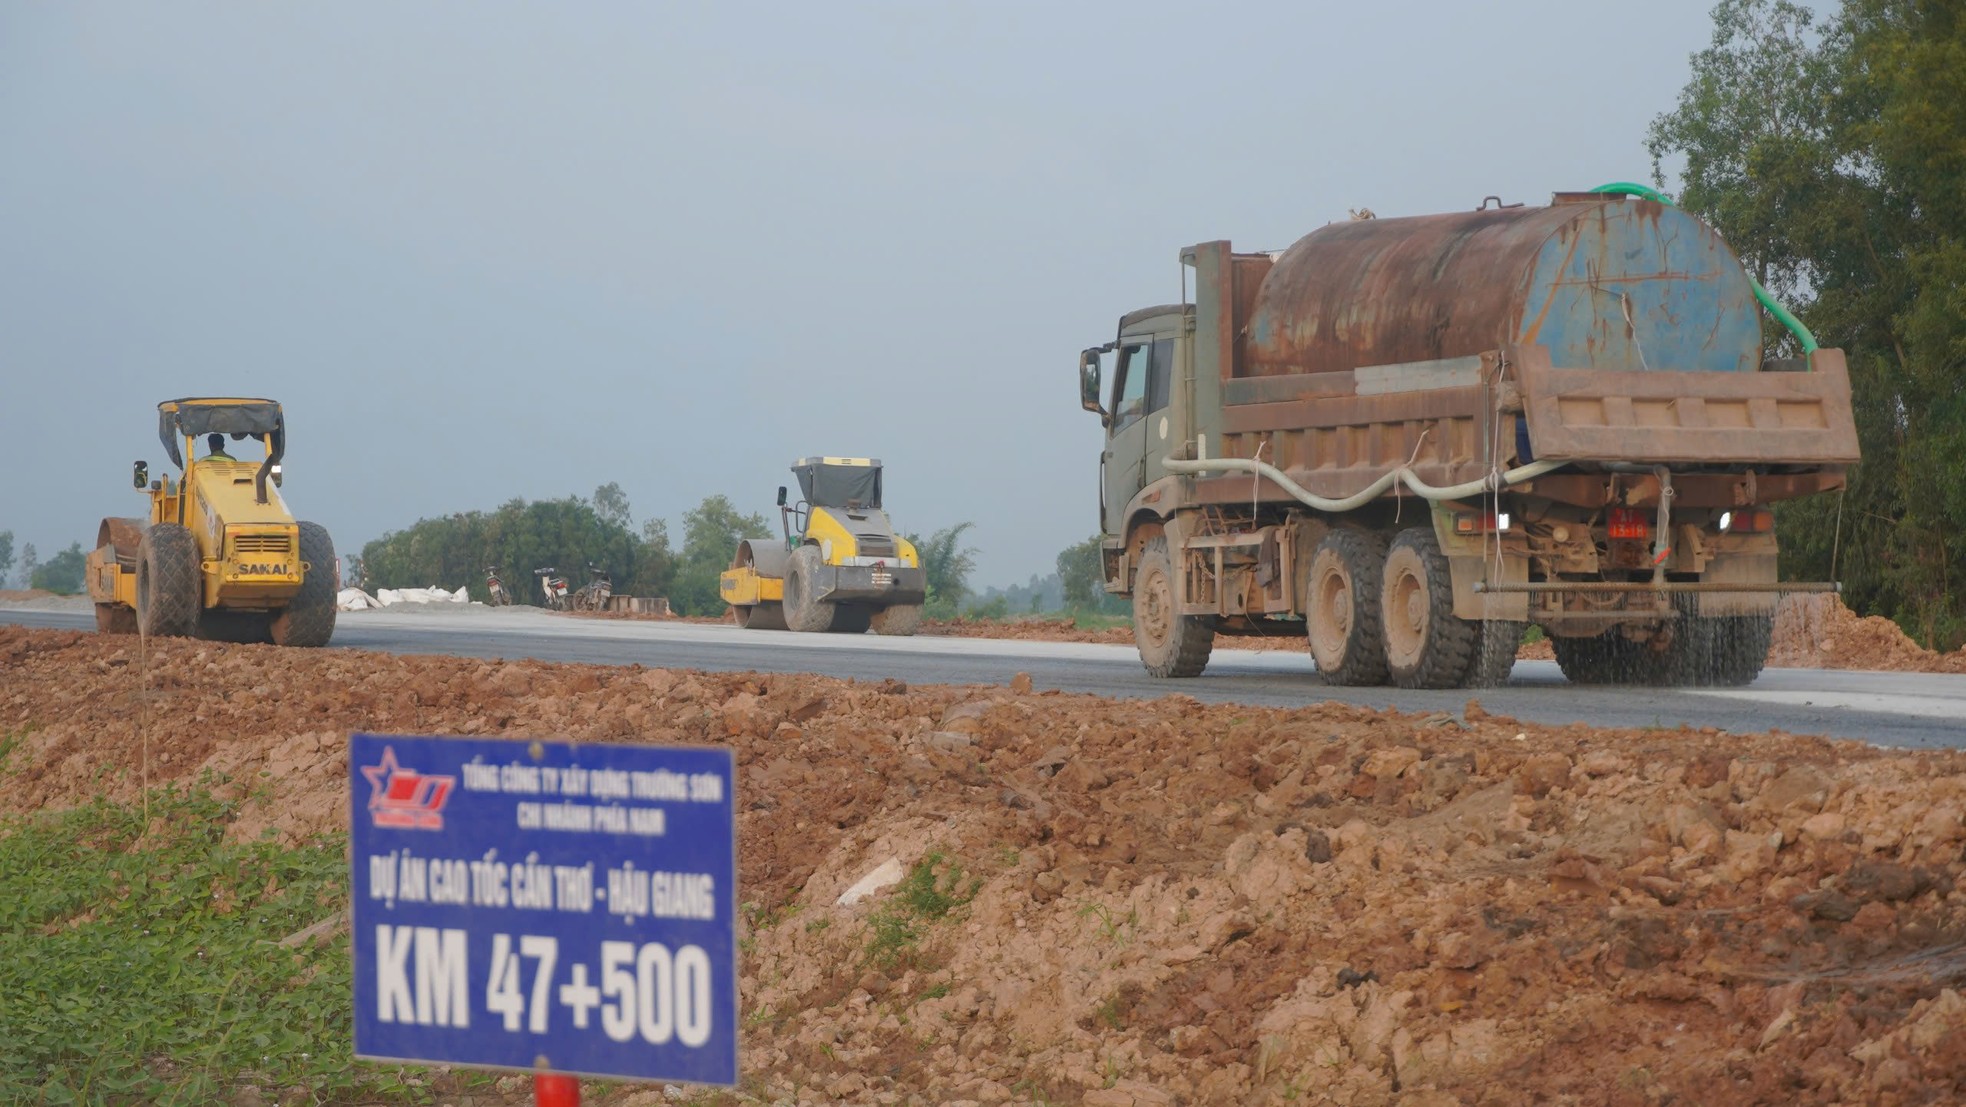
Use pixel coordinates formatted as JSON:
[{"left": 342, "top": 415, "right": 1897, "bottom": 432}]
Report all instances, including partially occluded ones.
[{"left": 1083, "top": 305, "right": 1185, "bottom": 539}]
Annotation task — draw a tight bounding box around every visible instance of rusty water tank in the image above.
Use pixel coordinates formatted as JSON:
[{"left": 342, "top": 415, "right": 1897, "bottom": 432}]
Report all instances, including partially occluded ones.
[{"left": 1241, "top": 196, "right": 1763, "bottom": 377}]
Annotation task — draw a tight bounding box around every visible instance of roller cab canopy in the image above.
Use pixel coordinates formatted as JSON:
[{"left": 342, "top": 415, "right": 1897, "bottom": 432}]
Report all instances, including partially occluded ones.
[
  {"left": 157, "top": 397, "right": 284, "bottom": 469},
  {"left": 793, "top": 456, "right": 882, "bottom": 511}
]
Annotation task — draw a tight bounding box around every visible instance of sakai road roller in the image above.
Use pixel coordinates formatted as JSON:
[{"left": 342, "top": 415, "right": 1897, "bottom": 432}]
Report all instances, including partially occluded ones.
[
  {"left": 85, "top": 397, "right": 338, "bottom": 646},
  {"left": 719, "top": 457, "right": 926, "bottom": 635}
]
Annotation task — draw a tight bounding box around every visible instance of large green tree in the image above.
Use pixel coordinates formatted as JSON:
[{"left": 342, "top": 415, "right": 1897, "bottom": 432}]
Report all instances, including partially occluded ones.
[
  {"left": 906, "top": 522, "right": 978, "bottom": 618},
  {"left": 28, "top": 542, "right": 85, "bottom": 595},
  {"left": 1057, "top": 535, "right": 1106, "bottom": 610},
  {"left": 667, "top": 495, "right": 769, "bottom": 616},
  {"left": 363, "top": 492, "right": 673, "bottom": 605},
  {"left": 1649, "top": 0, "right": 1966, "bottom": 647}
]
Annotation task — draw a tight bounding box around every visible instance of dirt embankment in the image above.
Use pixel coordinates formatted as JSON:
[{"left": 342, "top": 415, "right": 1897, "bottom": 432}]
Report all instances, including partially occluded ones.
[{"left": 4, "top": 624, "right": 1966, "bottom": 1105}]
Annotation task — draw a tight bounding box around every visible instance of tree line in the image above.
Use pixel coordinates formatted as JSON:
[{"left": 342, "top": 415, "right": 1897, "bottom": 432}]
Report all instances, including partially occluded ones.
[
  {"left": 1649, "top": 0, "right": 1966, "bottom": 647},
  {"left": 356, "top": 485, "right": 1003, "bottom": 619}
]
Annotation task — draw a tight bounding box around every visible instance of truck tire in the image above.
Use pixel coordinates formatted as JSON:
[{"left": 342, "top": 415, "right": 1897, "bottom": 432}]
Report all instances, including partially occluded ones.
[
  {"left": 94, "top": 604, "right": 138, "bottom": 635},
  {"left": 271, "top": 522, "right": 337, "bottom": 648},
  {"left": 137, "top": 524, "right": 201, "bottom": 638},
  {"left": 782, "top": 545, "right": 837, "bottom": 633},
  {"left": 735, "top": 603, "right": 787, "bottom": 631},
  {"left": 1550, "top": 631, "right": 1653, "bottom": 684},
  {"left": 1380, "top": 527, "right": 1476, "bottom": 689},
  {"left": 1705, "top": 613, "right": 1774, "bottom": 686},
  {"left": 1463, "top": 620, "right": 1525, "bottom": 688},
  {"left": 1306, "top": 529, "right": 1389, "bottom": 686},
  {"left": 1133, "top": 536, "right": 1214, "bottom": 678},
  {"left": 870, "top": 603, "right": 924, "bottom": 637}
]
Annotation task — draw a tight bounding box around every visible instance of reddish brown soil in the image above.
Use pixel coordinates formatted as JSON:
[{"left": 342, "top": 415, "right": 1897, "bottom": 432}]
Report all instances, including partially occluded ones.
[
  {"left": 1770, "top": 593, "right": 1966, "bottom": 674},
  {"left": 5, "top": 624, "right": 1965, "bottom": 1104}
]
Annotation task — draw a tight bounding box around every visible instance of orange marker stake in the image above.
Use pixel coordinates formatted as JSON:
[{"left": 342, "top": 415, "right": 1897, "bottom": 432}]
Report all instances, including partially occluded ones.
[{"left": 535, "top": 1073, "right": 580, "bottom": 1106}]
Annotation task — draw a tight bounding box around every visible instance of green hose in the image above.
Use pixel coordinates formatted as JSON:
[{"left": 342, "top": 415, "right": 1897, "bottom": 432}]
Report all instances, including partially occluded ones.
[{"left": 1589, "top": 181, "right": 1819, "bottom": 354}]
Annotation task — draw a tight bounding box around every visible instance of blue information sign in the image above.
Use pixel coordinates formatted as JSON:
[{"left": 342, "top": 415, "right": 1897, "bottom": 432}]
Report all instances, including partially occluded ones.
[{"left": 350, "top": 733, "right": 737, "bottom": 1085}]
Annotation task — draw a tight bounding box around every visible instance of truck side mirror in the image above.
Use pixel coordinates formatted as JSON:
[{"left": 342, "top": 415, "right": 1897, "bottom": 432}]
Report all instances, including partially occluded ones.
[
  {"left": 1080, "top": 349, "right": 1110, "bottom": 425},
  {"left": 776, "top": 485, "right": 788, "bottom": 507},
  {"left": 133, "top": 460, "right": 148, "bottom": 489}
]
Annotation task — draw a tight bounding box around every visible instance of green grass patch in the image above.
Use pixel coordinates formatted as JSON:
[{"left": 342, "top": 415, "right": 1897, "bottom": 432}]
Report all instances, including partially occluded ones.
[
  {"left": 0, "top": 780, "right": 385, "bottom": 1104},
  {"left": 1066, "top": 609, "right": 1131, "bottom": 632},
  {"left": 864, "top": 852, "right": 981, "bottom": 969}
]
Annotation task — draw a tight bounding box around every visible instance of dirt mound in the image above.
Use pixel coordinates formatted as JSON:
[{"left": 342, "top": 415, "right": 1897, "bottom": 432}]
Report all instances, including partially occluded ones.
[
  {"left": 0, "top": 589, "right": 56, "bottom": 602},
  {"left": 5, "top": 624, "right": 1965, "bottom": 1104},
  {"left": 1771, "top": 593, "right": 1966, "bottom": 674}
]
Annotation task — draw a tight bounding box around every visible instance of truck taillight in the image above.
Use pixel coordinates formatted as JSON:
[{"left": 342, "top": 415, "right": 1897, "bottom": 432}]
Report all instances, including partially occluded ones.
[
  {"left": 1453, "top": 511, "right": 1511, "bottom": 534},
  {"left": 1719, "top": 507, "right": 1774, "bottom": 533},
  {"left": 1608, "top": 507, "right": 1650, "bottom": 540}
]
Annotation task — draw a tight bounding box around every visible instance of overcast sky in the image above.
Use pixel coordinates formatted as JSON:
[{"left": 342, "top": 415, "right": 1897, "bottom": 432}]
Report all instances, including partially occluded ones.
[{"left": 1, "top": 2, "right": 1725, "bottom": 590}]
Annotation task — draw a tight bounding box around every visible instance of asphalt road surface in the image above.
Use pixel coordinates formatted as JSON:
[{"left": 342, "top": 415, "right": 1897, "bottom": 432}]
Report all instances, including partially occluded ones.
[{"left": 6, "top": 604, "right": 1964, "bottom": 749}]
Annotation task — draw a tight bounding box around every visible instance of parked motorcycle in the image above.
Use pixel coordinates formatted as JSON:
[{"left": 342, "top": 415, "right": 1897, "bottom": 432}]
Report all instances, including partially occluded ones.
[
  {"left": 485, "top": 566, "right": 511, "bottom": 607},
  {"left": 534, "top": 567, "right": 571, "bottom": 611},
  {"left": 571, "top": 563, "right": 614, "bottom": 612}
]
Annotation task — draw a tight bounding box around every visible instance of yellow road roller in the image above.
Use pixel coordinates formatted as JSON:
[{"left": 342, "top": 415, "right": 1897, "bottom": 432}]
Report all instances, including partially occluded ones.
[
  {"left": 719, "top": 456, "right": 925, "bottom": 635},
  {"left": 85, "top": 397, "right": 336, "bottom": 646}
]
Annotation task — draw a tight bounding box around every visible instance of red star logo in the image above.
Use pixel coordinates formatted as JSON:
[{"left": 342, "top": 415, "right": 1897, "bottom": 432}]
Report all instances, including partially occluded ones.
[{"left": 361, "top": 745, "right": 455, "bottom": 830}]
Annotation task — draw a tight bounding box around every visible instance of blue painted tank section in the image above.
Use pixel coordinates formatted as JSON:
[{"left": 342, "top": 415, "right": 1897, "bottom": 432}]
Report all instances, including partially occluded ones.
[{"left": 1517, "top": 203, "right": 1761, "bottom": 373}]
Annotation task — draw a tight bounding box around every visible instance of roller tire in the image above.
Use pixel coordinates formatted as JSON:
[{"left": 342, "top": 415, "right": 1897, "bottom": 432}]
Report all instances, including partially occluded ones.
[
  {"left": 1133, "top": 536, "right": 1214, "bottom": 678},
  {"left": 735, "top": 603, "right": 788, "bottom": 631},
  {"left": 1305, "top": 529, "right": 1389, "bottom": 686},
  {"left": 782, "top": 545, "right": 837, "bottom": 633},
  {"left": 828, "top": 606, "right": 873, "bottom": 635},
  {"left": 1380, "top": 527, "right": 1475, "bottom": 689},
  {"left": 198, "top": 610, "right": 274, "bottom": 644},
  {"left": 136, "top": 524, "right": 201, "bottom": 638},
  {"left": 869, "top": 603, "right": 923, "bottom": 637},
  {"left": 270, "top": 522, "right": 337, "bottom": 648},
  {"left": 94, "top": 604, "right": 138, "bottom": 635}
]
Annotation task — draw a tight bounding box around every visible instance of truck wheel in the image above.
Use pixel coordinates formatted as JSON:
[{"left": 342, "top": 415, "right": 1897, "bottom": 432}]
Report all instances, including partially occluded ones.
[
  {"left": 1306, "top": 529, "right": 1388, "bottom": 686},
  {"left": 271, "top": 522, "right": 338, "bottom": 648},
  {"left": 1380, "top": 527, "right": 1476, "bottom": 689},
  {"left": 782, "top": 545, "right": 837, "bottom": 633},
  {"left": 1705, "top": 613, "right": 1774, "bottom": 686},
  {"left": 1462, "top": 620, "right": 1525, "bottom": 688},
  {"left": 1551, "top": 630, "right": 1668, "bottom": 685},
  {"left": 136, "top": 524, "right": 201, "bottom": 638},
  {"left": 94, "top": 604, "right": 138, "bottom": 635},
  {"left": 1133, "top": 536, "right": 1214, "bottom": 677},
  {"left": 870, "top": 603, "right": 923, "bottom": 637},
  {"left": 735, "top": 603, "right": 788, "bottom": 631}
]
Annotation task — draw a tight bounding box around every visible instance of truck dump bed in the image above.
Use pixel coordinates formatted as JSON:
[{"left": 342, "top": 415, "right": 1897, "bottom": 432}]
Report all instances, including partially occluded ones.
[{"left": 1181, "top": 196, "right": 1858, "bottom": 510}]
